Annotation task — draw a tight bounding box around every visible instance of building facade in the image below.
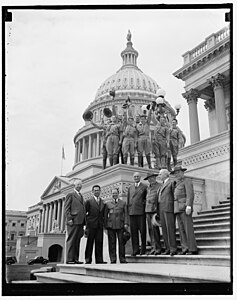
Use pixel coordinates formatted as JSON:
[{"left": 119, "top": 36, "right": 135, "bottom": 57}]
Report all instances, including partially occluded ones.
[{"left": 5, "top": 210, "right": 27, "bottom": 257}]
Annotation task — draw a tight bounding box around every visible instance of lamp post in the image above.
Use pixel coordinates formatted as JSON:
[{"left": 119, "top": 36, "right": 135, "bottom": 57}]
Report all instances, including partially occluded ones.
[{"left": 174, "top": 103, "right": 181, "bottom": 116}]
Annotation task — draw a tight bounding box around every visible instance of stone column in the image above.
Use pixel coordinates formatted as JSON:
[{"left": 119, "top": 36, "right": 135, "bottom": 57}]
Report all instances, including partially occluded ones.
[
  {"left": 38, "top": 209, "right": 42, "bottom": 234},
  {"left": 204, "top": 98, "right": 218, "bottom": 136},
  {"left": 88, "top": 135, "right": 92, "bottom": 159},
  {"left": 41, "top": 206, "right": 45, "bottom": 233},
  {"left": 44, "top": 204, "right": 49, "bottom": 233},
  {"left": 208, "top": 73, "right": 228, "bottom": 133},
  {"left": 96, "top": 133, "right": 100, "bottom": 156},
  {"left": 47, "top": 203, "right": 53, "bottom": 232},
  {"left": 57, "top": 199, "right": 61, "bottom": 228},
  {"left": 82, "top": 137, "right": 86, "bottom": 160},
  {"left": 78, "top": 140, "right": 81, "bottom": 162},
  {"left": 53, "top": 201, "right": 57, "bottom": 223},
  {"left": 182, "top": 89, "right": 200, "bottom": 144},
  {"left": 60, "top": 198, "right": 65, "bottom": 232},
  {"left": 74, "top": 142, "right": 78, "bottom": 164}
]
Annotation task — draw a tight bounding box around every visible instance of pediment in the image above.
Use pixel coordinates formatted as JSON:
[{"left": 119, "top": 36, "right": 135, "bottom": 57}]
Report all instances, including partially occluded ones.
[{"left": 41, "top": 176, "right": 71, "bottom": 198}]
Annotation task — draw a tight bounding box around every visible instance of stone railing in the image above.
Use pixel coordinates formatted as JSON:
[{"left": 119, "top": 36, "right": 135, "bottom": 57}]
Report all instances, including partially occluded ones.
[{"left": 183, "top": 25, "right": 230, "bottom": 65}]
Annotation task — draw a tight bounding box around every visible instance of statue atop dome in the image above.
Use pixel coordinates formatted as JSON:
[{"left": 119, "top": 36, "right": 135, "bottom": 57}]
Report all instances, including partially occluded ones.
[{"left": 127, "top": 30, "right": 132, "bottom": 42}]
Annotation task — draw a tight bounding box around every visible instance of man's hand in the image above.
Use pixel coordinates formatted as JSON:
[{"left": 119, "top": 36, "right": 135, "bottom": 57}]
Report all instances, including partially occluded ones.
[
  {"left": 67, "top": 220, "right": 73, "bottom": 226},
  {"left": 124, "top": 224, "right": 129, "bottom": 230},
  {"left": 185, "top": 206, "right": 192, "bottom": 215}
]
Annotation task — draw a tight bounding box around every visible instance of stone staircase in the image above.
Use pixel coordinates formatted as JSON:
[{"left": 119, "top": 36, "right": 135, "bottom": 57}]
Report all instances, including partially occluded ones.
[{"left": 34, "top": 198, "right": 231, "bottom": 283}]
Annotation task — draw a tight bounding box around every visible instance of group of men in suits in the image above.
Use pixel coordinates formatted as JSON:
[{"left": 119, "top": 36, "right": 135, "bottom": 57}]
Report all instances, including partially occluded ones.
[
  {"left": 64, "top": 166, "right": 198, "bottom": 264},
  {"left": 64, "top": 179, "right": 129, "bottom": 264},
  {"left": 127, "top": 168, "right": 198, "bottom": 257}
]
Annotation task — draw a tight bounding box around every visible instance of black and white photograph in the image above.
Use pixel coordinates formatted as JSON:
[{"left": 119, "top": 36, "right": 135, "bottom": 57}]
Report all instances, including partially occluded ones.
[{"left": 3, "top": 1, "right": 233, "bottom": 297}]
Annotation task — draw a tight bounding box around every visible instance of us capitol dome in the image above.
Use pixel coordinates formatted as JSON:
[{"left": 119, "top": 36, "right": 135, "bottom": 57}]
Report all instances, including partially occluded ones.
[{"left": 72, "top": 30, "right": 176, "bottom": 172}]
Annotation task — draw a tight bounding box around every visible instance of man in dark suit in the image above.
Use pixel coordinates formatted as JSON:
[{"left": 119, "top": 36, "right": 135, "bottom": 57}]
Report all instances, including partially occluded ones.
[
  {"left": 157, "top": 169, "right": 177, "bottom": 256},
  {"left": 127, "top": 172, "right": 147, "bottom": 256},
  {"left": 64, "top": 179, "right": 86, "bottom": 264},
  {"left": 171, "top": 165, "right": 198, "bottom": 255},
  {"left": 104, "top": 188, "right": 128, "bottom": 263},
  {"left": 84, "top": 185, "right": 107, "bottom": 264}
]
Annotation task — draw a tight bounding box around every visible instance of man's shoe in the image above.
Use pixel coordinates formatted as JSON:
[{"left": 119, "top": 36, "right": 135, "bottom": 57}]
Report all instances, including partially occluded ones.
[
  {"left": 85, "top": 261, "right": 91, "bottom": 264},
  {"left": 178, "top": 249, "right": 188, "bottom": 255},
  {"left": 74, "top": 260, "right": 83, "bottom": 264},
  {"left": 120, "top": 260, "right": 128, "bottom": 263},
  {"left": 170, "top": 251, "right": 178, "bottom": 257},
  {"left": 111, "top": 261, "right": 116, "bottom": 264},
  {"left": 96, "top": 261, "right": 107, "bottom": 264},
  {"left": 148, "top": 249, "right": 156, "bottom": 255},
  {"left": 66, "top": 261, "right": 75, "bottom": 264},
  {"left": 154, "top": 250, "right": 162, "bottom": 255},
  {"left": 131, "top": 251, "right": 140, "bottom": 257},
  {"left": 163, "top": 250, "right": 170, "bottom": 255},
  {"left": 186, "top": 251, "right": 198, "bottom": 255},
  {"left": 140, "top": 250, "right": 146, "bottom": 255}
]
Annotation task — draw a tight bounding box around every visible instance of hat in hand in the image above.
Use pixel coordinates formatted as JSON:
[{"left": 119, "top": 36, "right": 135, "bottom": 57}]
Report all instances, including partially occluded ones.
[{"left": 122, "top": 229, "right": 131, "bottom": 245}]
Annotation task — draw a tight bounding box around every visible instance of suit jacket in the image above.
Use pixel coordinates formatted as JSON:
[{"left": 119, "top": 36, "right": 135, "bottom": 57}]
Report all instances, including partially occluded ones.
[
  {"left": 64, "top": 191, "right": 86, "bottom": 225},
  {"left": 85, "top": 196, "right": 105, "bottom": 229},
  {"left": 104, "top": 199, "right": 128, "bottom": 230},
  {"left": 127, "top": 182, "right": 147, "bottom": 215},
  {"left": 174, "top": 178, "right": 194, "bottom": 214},
  {"left": 157, "top": 179, "right": 176, "bottom": 213}
]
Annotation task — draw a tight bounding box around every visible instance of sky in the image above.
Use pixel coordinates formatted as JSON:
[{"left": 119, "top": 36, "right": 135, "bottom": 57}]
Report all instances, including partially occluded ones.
[{"left": 5, "top": 5, "right": 230, "bottom": 211}]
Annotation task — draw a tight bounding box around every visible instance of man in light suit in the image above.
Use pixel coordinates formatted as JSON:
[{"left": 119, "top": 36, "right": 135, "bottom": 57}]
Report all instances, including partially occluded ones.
[
  {"left": 157, "top": 169, "right": 177, "bottom": 256},
  {"left": 104, "top": 188, "right": 129, "bottom": 263},
  {"left": 84, "top": 185, "right": 107, "bottom": 264},
  {"left": 127, "top": 172, "right": 147, "bottom": 256},
  {"left": 171, "top": 165, "right": 198, "bottom": 255},
  {"left": 64, "top": 179, "right": 86, "bottom": 264}
]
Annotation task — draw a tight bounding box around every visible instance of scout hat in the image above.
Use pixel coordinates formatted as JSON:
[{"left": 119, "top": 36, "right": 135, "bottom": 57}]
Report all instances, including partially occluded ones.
[
  {"left": 144, "top": 171, "right": 159, "bottom": 180},
  {"left": 170, "top": 165, "right": 187, "bottom": 174}
]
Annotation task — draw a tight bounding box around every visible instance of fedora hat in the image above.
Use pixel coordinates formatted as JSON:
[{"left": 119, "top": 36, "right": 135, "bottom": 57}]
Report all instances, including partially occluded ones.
[
  {"left": 170, "top": 165, "right": 187, "bottom": 174},
  {"left": 144, "top": 171, "right": 159, "bottom": 180}
]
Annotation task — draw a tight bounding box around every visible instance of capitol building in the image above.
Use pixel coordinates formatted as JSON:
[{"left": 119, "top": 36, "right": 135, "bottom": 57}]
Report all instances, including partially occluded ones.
[{"left": 15, "top": 26, "right": 230, "bottom": 265}]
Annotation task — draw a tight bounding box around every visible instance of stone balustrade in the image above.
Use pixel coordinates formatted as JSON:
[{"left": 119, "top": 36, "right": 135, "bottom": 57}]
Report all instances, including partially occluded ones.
[{"left": 182, "top": 25, "right": 230, "bottom": 65}]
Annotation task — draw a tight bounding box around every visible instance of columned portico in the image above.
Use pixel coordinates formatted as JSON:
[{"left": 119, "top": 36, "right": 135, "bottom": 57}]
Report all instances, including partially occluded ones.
[
  {"left": 208, "top": 73, "right": 228, "bottom": 133},
  {"left": 182, "top": 89, "right": 200, "bottom": 144}
]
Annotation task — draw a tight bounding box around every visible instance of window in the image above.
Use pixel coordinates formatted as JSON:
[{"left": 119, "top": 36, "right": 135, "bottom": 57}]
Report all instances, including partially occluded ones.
[
  {"left": 10, "top": 234, "right": 15, "bottom": 240},
  {"left": 12, "top": 223, "right": 16, "bottom": 227},
  {"left": 21, "top": 223, "right": 24, "bottom": 227}
]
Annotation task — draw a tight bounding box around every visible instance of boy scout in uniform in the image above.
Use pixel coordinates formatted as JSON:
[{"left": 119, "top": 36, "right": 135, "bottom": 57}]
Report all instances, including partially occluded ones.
[{"left": 104, "top": 189, "right": 129, "bottom": 263}]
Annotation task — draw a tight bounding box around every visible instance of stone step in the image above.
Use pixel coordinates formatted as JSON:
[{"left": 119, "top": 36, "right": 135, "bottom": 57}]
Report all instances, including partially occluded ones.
[
  {"left": 193, "top": 216, "right": 230, "bottom": 225},
  {"left": 126, "top": 255, "right": 230, "bottom": 267},
  {"left": 219, "top": 200, "right": 230, "bottom": 204},
  {"left": 197, "top": 207, "right": 230, "bottom": 215},
  {"left": 35, "top": 271, "right": 133, "bottom": 283},
  {"left": 56, "top": 263, "right": 230, "bottom": 283},
  {"left": 197, "top": 246, "right": 230, "bottom": 256},
  {"left": 212, "top": 203, "right": 230, "bottom": 209},
  {"left": 193, "top": 211, "right": 230, "bottom": 220},
  {"left": 192, "top": 222, "right": 230, "bottom": 231},
  {"left": 195, "top": 237, "right": 230, "bottom": 247},
  {"left": 190, "top": 229, "right": 230, "bottom": 238}
]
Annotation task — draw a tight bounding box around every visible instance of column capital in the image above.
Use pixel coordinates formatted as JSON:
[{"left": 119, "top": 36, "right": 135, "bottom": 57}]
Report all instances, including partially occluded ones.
[
  {"left": 204, "top": 98, "right": 215, "bottom": 111},
  {"left": 182, "top": 88, "right": 200, "bottom": 104},
  {"left": 207, "top": 73, "right": 225, "bottom": 88}
]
